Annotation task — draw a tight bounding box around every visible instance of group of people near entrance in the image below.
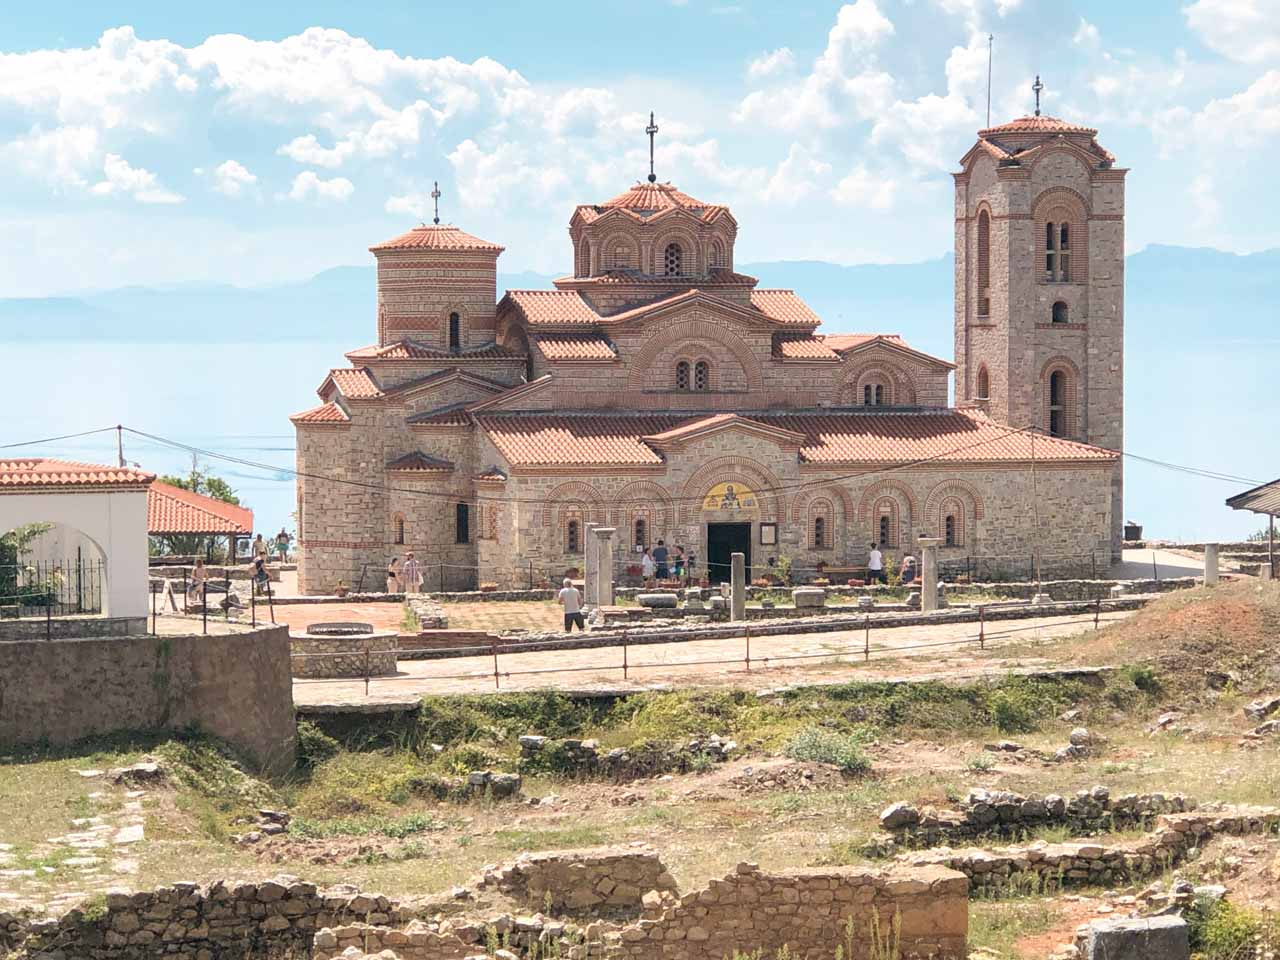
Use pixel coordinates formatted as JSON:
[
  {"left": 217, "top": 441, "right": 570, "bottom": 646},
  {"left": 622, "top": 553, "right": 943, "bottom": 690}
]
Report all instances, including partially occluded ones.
[
  {"left": 638, "top": 540, "right": 694, "bottom": 585},
  {"left": 385, "top": 553, "right": 423, "bottom": 593},
  {"left": 866, "top": 542, "right": 917, "bottom": 585}
]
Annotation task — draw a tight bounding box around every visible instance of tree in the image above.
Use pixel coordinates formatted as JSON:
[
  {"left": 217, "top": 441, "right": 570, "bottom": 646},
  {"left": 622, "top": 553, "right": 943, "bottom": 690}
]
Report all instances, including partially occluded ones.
[
  {"left": 0, "top": 522, "right": 56, "bottom": 607},
  {"left": 151, "top": 460, "right": 241, "bottom": 558}
]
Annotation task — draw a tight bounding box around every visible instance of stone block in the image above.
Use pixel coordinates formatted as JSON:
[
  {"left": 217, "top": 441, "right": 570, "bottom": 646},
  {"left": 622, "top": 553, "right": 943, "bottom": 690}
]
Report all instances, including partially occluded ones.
[
  {"left": 637, "top": 593, "right": 679, "bottom": 609},
  {"left": 1083, "top": 915, "right": 1188, "bottom": 960},
  {"left": 791, "top": 587, "right": 826, "bottom": 609}
]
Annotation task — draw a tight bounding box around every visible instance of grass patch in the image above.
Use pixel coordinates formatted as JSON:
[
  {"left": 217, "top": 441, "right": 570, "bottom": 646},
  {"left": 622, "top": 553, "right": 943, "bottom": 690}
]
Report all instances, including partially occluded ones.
[
  {"left": 490, "top": 825, "right": 607, "bottom": 851},
  {"left": 290, "top": 811, "right": 445, "bottom": 839},
  {"left": 783, "top": 727, "right": 870, "bottom": 774},
  {"left": 968, "top": 897, "right": 1059, "bottom": 955}
]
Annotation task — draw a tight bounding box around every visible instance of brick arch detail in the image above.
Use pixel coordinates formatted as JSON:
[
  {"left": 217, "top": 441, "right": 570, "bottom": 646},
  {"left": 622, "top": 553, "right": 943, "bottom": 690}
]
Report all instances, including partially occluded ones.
[
  {"left": 600, "top": 231, "right": 640, "bottom": 269},
  {"left": 652, "top": 227, "right": 704, "bottom": 275},
  {"left": 1033, "top": 187, "right": 1090, "bottom": 285},
  {"left": 790, "top": 485, "right": 855, "bottom": 525},
  {"left": 1028, "top": 146, "right": 1100, "bottom": 185},
  {"left": 627, "top": 319, "right": 766, "bottom": 393},
  {"left": 838, "top": 358, "right": 920, "bottom": 406},
  {"left": 540, "top": 481, "right": 606, "bottom": 527},
  {"left": 856, "top": 480, "right": 919, "bottom": 525},
  {"left": 680, "top": 456, "right": 783, "bottom": 524},
  {"left": 923, "top": 479, "right": 985, "bottom": 543},
  {"left": 609, "top": 480, "right": 674, "bottom": 529},
  {"left": 1032, "top": 185, "right": 1091, "bottom": 217},
  {"left": 1040, "top": 354, "right": 1082, "bottom": 439}
]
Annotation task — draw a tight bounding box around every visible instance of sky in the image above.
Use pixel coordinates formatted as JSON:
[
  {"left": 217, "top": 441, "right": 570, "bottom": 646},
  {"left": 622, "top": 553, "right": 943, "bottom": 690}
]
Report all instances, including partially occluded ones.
[{"left": 1, "top": 0, "right": 1278, "bottom": 296}]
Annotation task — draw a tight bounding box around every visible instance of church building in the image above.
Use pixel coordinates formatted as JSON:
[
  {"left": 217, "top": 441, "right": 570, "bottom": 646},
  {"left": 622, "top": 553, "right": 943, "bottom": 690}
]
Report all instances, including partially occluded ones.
[{"left": 291, "top": 105, "right": 1125, "bottom": 592}]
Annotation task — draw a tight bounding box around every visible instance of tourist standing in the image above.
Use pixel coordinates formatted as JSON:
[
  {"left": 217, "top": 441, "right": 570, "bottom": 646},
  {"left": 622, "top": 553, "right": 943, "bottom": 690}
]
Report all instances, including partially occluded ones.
[
  {"left": 275, "top": 528, "right": 291, "bottom": 563},
  {"left": 672, "top": 544, "right": 686, "bottom": 582},
  {"left": 188, "top": 557, "right": 209, "bottom": 605},
  {"left": 252, "top": 534, "right": 268, "bottom": 562},
  {"left": 252, "top": 555, "right": 270, "bottom": 595},
  {"left": 387, "top": 557, "right": 401, "bottom": 593},
  {"left": 900, "top": 554, "right": 917, "bottom": 585},
  {"left": 868, "top": 543, "right": 886, "bottom": 585},
  {"left": 653, "top": 539, "right": 670, "bottom": 579},
  {"left": 402, "top": 552, "right": 422, "bottom": 594},
  {"left": 558, "top": 577, "right": 585, "bottom": 632},
  {"left": 640, "top": 547, "right": 656, "bottom": 585}
]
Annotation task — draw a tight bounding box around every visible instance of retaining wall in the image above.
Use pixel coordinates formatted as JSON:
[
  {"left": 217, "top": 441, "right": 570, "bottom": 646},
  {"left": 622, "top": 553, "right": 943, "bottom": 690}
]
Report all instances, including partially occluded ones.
[
  {"left": 290, "top": 632, "right": 399, "bottom": 679},
  {"left": 0, "top": 626, "right": 296, "bottom": 773},
  {"left": 479, "top": 848, "right": 677, "bottom": 913},
  {"left": 0, "top": 616, "right": 148, "bottom": 641}
]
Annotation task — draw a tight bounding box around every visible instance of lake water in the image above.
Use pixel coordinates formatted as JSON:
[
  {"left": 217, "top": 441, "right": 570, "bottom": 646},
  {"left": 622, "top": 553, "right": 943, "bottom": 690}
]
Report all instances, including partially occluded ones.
[{"left": 1, "top": 340, "right": 1269, "bottom": 542}]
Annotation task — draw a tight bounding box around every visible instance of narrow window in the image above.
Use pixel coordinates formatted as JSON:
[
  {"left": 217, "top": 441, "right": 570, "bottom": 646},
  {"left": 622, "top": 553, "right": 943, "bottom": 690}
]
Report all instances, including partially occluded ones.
[
  {"left": 663, "top": 242, "right": 682, "bottom": 276},
  {"left": 1049, "top": 370, "right": 1066, "bottom": 437},
  {"left": 394, "top": 516, "right": 405, "bottom": 545},
  {"left": 945, "top": 515, "right": 957, "bottom": 547},
  {"left": 863, "top": 384, "right": 872, "bottom": 405},
  {"left": 566, "top": 519, "right": 580, "bottom": 553},
  {"left": 874, "top": 384, "right": 884, "bottom": 405},
  {"left": 710, "top": 239, "right": 724, "bottom": 269},
  {"left": 675, "top": 360, "right": 690, "bottom": 391},
  {"left": 634, "top": 517, "right": 646, "bottom": 549},
  {"left": 977, "top": 210, "right": 991, "bottom": 316},
  {"left": 1052, "top": 301, "right": 1068, "bottom": 324},
  {"left": 1045, "top": 222, "right": 1056, "bottom": 281},
  {"left": 448, "top": 312, "right": 461, "bottom": 353},
  {"left": 1059, "top": 223, "right": 1071, "bottom": 281},
  {"left": 878, "top": 515, "right": 890, "bottom": 547},
  {"left": 813, "top": 516, "right": 825, "bottom": 549},
  {"left": 976, "top": 365, "right": 990, "bottom": 400},
  {"left": 455, "top": 502, "right": 470, "bottom": 544},
  {"left": 694, "top": 360, "right": 710, "bottom": 391}
]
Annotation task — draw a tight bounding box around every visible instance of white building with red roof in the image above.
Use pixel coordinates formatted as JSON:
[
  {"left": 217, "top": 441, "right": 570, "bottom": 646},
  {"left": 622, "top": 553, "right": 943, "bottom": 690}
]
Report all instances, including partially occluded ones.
[{"left": 291, "top": 111, "right": 1124, "bottom": 592}]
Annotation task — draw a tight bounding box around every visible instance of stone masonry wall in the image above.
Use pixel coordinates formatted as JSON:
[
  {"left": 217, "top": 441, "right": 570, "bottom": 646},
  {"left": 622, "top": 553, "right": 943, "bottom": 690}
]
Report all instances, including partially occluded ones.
[
  {"left": 612, "top": 862, "right": 968, "bottom": 960},
  {"left": 478, "top": 848, "right": 678, "bottom": 913},
  {"left": 0, "top": 626, "right": 296, "bottom": 774}
]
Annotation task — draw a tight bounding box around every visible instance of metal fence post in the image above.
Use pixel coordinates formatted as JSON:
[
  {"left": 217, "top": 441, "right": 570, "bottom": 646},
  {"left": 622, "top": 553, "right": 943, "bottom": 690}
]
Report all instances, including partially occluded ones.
[
  {"left": 745, "top": 624, "right": 751, "bottom": 672},
  {"left": 202, "top": 584, "right": 208, "bottom": 636},
  {"left": 265, "top": 578, "right": 276, "bottom": 624},
  {"left": 492, "top": 638, "right": 501, "bottom": 690},
  {"left": 1152, "top": 551, "right": 1159, "bottom": 583},
  {"left": 622, "top": 631, "right": 629, "bottom": 680},
  {"left": 1094, "top": 598, "right": 1101, "bottom": 630},
  {"left": 864, "top": 615, "right": 870, "bottom": 662},
  {"left": 978, "top": 605, "right": 985, "bottom": 650},
  {"left": 224, "top": 575, "right": 231, "bottom": 621},
  {"left": 364, "top": 648, "right": 371, "bottom": 698},
  {"left": 251, "top": 587, "right": 257, "bottom": 628},
  {"left": 151, "top": 587, "right": 157, "bottom": 636},
  {"left": 46, "top": 599, "right": 51, "bottom": 641},
  {"left": 182, "top": 570, "right": 188, "bottom": 614}
]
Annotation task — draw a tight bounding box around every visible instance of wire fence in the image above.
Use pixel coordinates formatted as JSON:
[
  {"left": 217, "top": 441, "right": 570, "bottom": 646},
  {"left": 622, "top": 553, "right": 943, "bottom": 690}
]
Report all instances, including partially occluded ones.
[
  {"left": 291, "top": 598, "right": 1122, "bottom": 695},
  {"left": 0, "top": 559, "right": 104, "bottom": 619}
]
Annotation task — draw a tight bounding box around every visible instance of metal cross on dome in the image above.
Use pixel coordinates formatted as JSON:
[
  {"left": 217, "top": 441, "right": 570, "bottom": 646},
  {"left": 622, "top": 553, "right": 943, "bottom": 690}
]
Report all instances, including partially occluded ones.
[
  {"left": 1033, "top": 75, "right": 1044, "bottom": 116},
  {"left": 645, "top": 111, "right": 659, "bottom": 183},
  {"left": 431, "top": 180, "right": 441, "bottom": 225}
]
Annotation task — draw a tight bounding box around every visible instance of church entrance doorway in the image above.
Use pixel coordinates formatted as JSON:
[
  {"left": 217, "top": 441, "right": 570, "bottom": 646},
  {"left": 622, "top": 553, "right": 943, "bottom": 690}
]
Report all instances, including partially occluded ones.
[{"left": 706, "top": 522, "right": 750, "bottom": 584}]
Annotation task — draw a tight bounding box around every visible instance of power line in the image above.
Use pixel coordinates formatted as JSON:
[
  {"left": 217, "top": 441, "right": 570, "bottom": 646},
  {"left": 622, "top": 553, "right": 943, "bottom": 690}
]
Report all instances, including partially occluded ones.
[{"left": 0, "top": 427, "right": 119, "bottom": 451}]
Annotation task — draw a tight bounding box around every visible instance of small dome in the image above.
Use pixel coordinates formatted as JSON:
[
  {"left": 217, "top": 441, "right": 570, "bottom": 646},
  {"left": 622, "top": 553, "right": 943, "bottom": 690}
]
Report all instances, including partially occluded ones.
[
  {"left": 978, "top": 114, "right": 1098, "bottom": 137},
  {"left": 369, "top": 224, "right": 504, "bottom": 253}
]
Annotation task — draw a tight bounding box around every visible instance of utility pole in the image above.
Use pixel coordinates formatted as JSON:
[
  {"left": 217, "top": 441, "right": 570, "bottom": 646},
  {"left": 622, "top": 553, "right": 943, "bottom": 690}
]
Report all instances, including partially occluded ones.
[
  {"left": 116, "top": 425, "right": 125, "bottom": 468},
  {"left": 986, "top": 34, "right": 994, "bottom": 127}
]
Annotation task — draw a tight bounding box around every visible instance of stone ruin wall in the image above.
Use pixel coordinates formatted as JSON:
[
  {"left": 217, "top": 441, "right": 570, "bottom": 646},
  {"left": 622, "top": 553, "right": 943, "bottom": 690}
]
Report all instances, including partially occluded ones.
[{"left": 477, "top": 848, "right": 678, "bottom": 913}]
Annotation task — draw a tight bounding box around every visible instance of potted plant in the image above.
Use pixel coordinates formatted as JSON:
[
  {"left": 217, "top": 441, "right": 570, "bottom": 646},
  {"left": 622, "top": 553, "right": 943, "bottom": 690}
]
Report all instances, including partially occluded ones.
[
  {"left": 846, "top": 578, "right": 865, "bottom": 588},
  {"left": 813, "top": 577, "right": 830, "bottom": 587},
  {"left": 626, "top": 564, "right": 642, "bottom": 577},
  {"left": 334, "top": 579, "right": 349, "bottom": 598},
  {"left": 479, "top": 582, "right": 498, "bottom": 593}
]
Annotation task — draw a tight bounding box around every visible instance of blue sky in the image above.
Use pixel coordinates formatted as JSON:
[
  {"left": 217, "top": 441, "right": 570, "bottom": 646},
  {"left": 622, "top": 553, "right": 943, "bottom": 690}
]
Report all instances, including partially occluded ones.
[{"left": 2, "top": 0, "right": 1278, "bottom": 295}]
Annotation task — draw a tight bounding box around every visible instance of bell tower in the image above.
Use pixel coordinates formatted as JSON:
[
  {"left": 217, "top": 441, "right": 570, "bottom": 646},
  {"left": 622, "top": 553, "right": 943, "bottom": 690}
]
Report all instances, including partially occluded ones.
[{"left": 953, "top": 81, "right": 1127, "bottom": 558}]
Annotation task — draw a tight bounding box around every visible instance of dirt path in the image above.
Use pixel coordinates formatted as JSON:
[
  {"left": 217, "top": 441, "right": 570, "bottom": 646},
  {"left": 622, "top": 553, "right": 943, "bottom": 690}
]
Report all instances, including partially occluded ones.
[{"left": 293, "top": 608, "right": 1132, "bottom": 704}]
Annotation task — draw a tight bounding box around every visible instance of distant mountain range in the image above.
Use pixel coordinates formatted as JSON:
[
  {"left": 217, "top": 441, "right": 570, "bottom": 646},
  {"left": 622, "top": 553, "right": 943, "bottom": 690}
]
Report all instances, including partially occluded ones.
[{"left": 3, "top": 246, "right": 1276, "bottom": 360}]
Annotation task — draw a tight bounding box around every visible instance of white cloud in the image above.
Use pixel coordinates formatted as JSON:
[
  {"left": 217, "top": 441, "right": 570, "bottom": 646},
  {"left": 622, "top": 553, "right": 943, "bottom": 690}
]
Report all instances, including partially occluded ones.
[
  {"left": 447, "top": 139, "right": 568, "bottom": 209},
  {"left": 762, "top": 144, "right": 832, "bottom": 205},
  {"left": 211, "top": 159, "right": 257, "bottom": 197},
  {"left": 748, "top": 47, "right": 795, "bottom": 80},
  {"left": 1189, "top": 171, "right": 1220, "bottom": 224},
  {"left": 287, "top": 170, "right": 354, "bottom": 202},
  {"left": 277, "top": 134, "right": 355, "bottom": 168},
  {"left": 1073, "top": 18, "right": 1101, "bottom": 50},
  {"left": 1185, "top": 0, "right": 1280, "bottom": 64},
  {"left": 831, "top": 164, "right": 896, "bottom": 209},
  {"left": 90, "top": 153, "right": 183, "bottom": 203},
  {"left": 1192, "top": 69, "right": 1280, "bottom": 146},
  {"left": 1, "top": 124, "right": 99, "bottom": 188}
]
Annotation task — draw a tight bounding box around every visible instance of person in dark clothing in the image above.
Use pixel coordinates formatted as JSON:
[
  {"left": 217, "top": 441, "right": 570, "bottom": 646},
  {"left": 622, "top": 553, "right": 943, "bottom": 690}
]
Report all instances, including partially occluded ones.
[{"left": 652, "top": 540, "right": 670, "bottom": 579}]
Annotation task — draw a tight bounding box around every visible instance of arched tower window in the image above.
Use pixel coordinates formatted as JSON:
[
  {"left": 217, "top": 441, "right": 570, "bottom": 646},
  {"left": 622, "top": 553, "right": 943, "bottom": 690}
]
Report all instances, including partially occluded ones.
[
  {"left": 874, "top": 498, "right": 900, "bottom": 548},
  {"left": 709, "top": 238, "right": 725, "bottom": 269},
  {"left": 977, "top": 210, "right": 991, "bottom": 317},
  {"left": 634, "top": 517, "right": 647, "bottom": 549},
  {"left": 663, "top": 242, "right": 683, "bottom": 276},
  {"left": 1059, "top": 224, "right": 1071, "bottom": 281},
  {"left": 1052, "top": 301, "right": 1068, "bottom": 324},
  {"left": 675, "top": 360, "right": 691, "bottom": 391},
  {"left": 813, "top": 516, "right": 826, "bottom": 549},
  {"left": 566, "top": 519, "right": 580, "bottom": 554},
  {"left": 448, "top": 312, "right": 461, "bottom": 353},
  {"left": 694, "top": 360, "right": 710, "bottom": 392},
  {"left": 863, "top": 382, "right": 886, "bottom": 406},
  {"left": 1044, "top": 222, "right": 1072, "bottom": 282},
  {"left": 1049, "top": 371, "right": 1066, "bottom": 437},
  {"left": 976, "top": 365, "right": 990, "bottom": 400},
  {"left": 393, "top": 514, "right": 405, "bottom": 545}
]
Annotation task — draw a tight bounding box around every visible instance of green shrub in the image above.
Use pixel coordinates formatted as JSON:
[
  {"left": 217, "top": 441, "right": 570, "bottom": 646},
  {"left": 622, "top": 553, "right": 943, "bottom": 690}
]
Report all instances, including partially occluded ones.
[
  {"left": 296, "top": 720, "right": 341, "bottom": 769},
  {"left": 1122, "top": 664, "right": 1161, "bottom": 693},
  {"left": 1187, "top": 897, "right": 1278, "bottom": 959},
  {"left": 989, "top": 690, "right": 1034, "bottom": 733},
  {"left": 783, "top": 727, "right": 870, "bottom": 774}
]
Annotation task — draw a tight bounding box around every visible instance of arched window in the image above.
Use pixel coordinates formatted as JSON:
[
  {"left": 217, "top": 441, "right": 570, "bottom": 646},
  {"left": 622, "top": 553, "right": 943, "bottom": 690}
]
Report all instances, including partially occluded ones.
[
  {"left": 694, "top": 360, "right": 710, "bottom": 392},
  {"left": 663, "top": 242, "right": 683, "bottom": 276},
  {"left": 977, "top": 210, "right": 991, "bottom": 317},
  {"left": 675, "top": 360, "right": 691, "bottom": 391},
  {"left": 609, "top": 243, "right": 632, "bottom": 270},
  {"left": 634, "top": 517, "right": 647, "bottom": 549},
  {"left": 448, "top": 312, "right": 461, "bottom": 353},
  {"left": 1049, "top": 370, "right": 1066, "bottom": 437},
  {"left": 710, "top": 238, "right": 725, "bottom": 269},
  {"left": 879, "top": 515, "right": 891, "bottom": 547},
  {"left": 863, "top": 382, "right": 886, "bottom": 406},
  {"left": 566, "top": 519, "right": 580, "bottom": 554},
  {"left": 1044, "top": 222, "right": 1071, "bottom": 282},
  {"left": 455, "top": 502, "right": 470, "bottom": 544},
  {"left": 944, "top": 514, "right": 957, "bottom": 547},
  {"left": 976, "top": 365, "right": 990, "bottom": 400},
  {"left": 394, "top": 515, "right": 405, "bottom": 545},
  {"left": 874, "top": 498, "right": 900, "bottom": 548},
  {"left": 813, "top": 516, "right": 826, "bottom": 549},
  {"left": 1052, "top": 301, "right": 1068, "bottom": 324},
  {"left": 939, "top": 496, "right": 966, "bottom": 547},
  {"left": 1060, "top": 224, "right": 1071, "bottom": 281},
  {"left": 1045, "top": 222, "right": 1056, "bottom": 281}
]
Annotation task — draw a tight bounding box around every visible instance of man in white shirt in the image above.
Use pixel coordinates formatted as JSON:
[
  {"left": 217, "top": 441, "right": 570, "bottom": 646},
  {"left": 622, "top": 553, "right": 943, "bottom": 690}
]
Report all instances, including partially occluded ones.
[
  {"left": 868, "top": 542, "right": 886, "bottom": 584},
  {"left": 558, "top": 577, "right": 585, "bottom": 632}
]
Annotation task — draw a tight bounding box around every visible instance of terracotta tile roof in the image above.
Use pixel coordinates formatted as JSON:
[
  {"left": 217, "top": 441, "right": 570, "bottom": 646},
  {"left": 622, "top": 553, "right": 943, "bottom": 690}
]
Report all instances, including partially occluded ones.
[
  {"left": 475, "top": 466, "right": 508, "bottom": 482},
  {"left": 773, "top": 336, "right": 840, "bottom": 360},
  {"left": 534, "top": 335, "right": 618, "bottom": 361},
  {"left": 979, "top": 114, "right": 1098, "bottom": 137},
  {"left": 369, "top": 224, "right": 504, "bottom": 253},
  {"left": 322, "top": 367, "right": 383, "bottom": 400},
  {"left": 567, "top": 268, "right": 756, "bottom": 286},
  {"left": 475, "top": 411, "right": 1117, "bottom": 468},
  {"left": 290, "top": 401, "right": 349, "bottom": 424},
  {"left": 572, "top": 182, "right": 732, "bottom": 226},
  {"left": 643, "top": 414, "right": 806, "bottom": 446},
  {"left": 822, "top": 333, "right": 904, "bottom": 352},
  {"left": 0, "top": 458, "right": 154, "bottom": 489},
  {"left": 750, "top": 290, "right": 821, "bottom": 326},
  {"left": 503, "top": 290, "right": 601, "bottom": 326},
  {"left": 386, "top": 451, "right": 455, "bottom": 473},
  {"left": 406, "top": 403, "right": 472, "bottom": 427},
  {"left": 385, "top": 367, "right": 511, "bottom": 399},
  {"left": 148, "top": 481, "right": 253, "bottom": 535},
  {"left": 477, "top": 415, "right": 682, "bottom": 467},
  {"left": 346, "top": 340, "right": 525, "bottom": 362}
]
